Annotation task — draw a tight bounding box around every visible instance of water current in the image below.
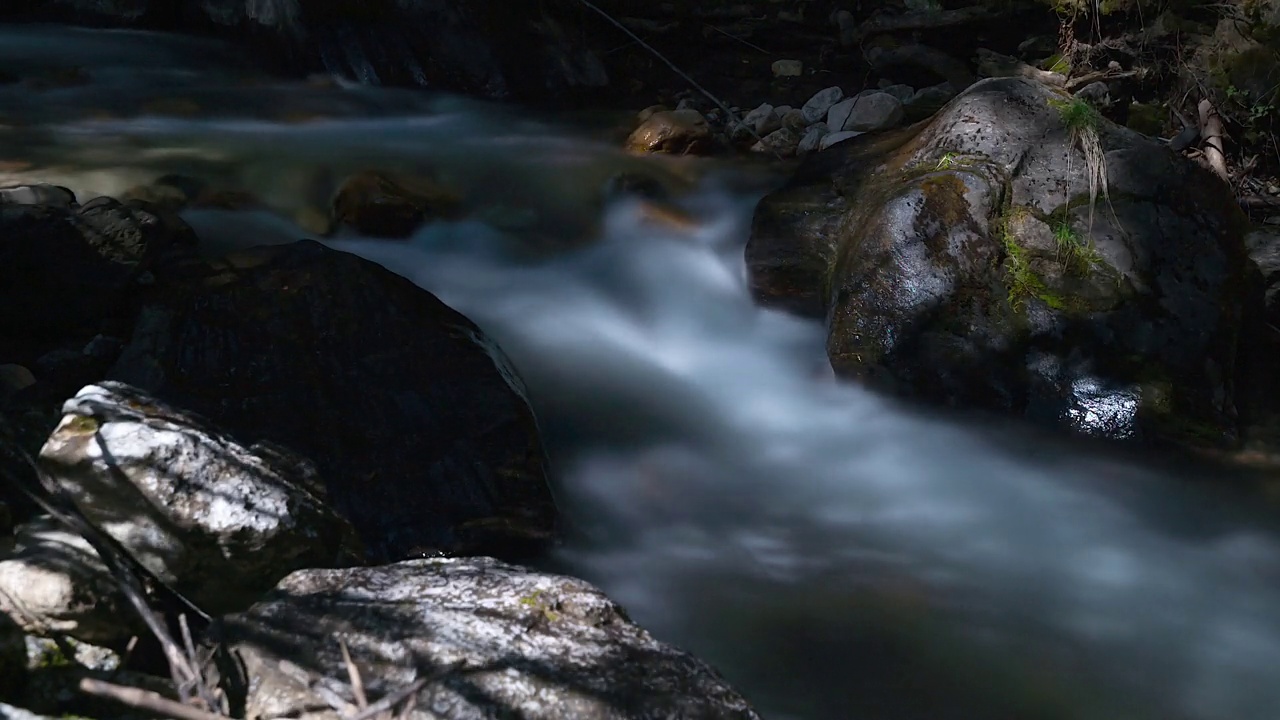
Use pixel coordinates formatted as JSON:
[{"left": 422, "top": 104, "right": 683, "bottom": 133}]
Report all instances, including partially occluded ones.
[{"left": 4, "top": 24, "right": 1280, "bottom": 720}]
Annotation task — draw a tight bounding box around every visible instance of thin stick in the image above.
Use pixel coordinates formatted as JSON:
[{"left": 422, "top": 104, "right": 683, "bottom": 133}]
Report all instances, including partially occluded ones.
[
  {"left": 572, "top": 0, "right": 777, "bottom": 156},
  {"left": 79, "top": 678, "right": 228, "bottom": 720},
  {"left": 340, "top": 640, "right": 368, "bottom": 710},
  {"left": 349, "top": 678, "right": 430, "bottom": 720}
]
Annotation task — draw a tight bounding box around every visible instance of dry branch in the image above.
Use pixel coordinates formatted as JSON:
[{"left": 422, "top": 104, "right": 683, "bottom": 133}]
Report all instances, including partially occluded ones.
[
  {"left": 1198, "top": 98, "right": 1230, "bottom": 183},
  {"left": 79, "top": 678, "right": 229, "bottom": 720}
]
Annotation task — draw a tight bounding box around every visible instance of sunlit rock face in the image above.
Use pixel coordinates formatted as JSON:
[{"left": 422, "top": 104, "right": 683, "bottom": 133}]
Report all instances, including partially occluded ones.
[{"left": 747, "top": 77, "right": 1253, "bottom": 444}]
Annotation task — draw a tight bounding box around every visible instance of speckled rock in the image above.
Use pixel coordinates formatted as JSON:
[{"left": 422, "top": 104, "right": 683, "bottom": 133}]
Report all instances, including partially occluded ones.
[
  {"left": 217, "top": 557, "right": 761, "bottom": 720},
  {"left": 38, "top": 382, "right": 362, "bottom": 614},
  {"left": 0, "top": 517, "right": 135, "bottom": 645},
  {"left": 748, "top": 77, "right": 1252, "bottom": 444}
]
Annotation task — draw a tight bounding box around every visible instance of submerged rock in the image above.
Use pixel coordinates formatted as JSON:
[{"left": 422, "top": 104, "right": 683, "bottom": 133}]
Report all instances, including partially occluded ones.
[
  {"left": 107, "top": 240, "right": 557, "bottom": 561},
  {"left": 331, "top": 170, "right": 463, "bottom": 238},
  {"left": 748, "top": 77, "right": 1252, "bottom": 443},
  {"left": 217, "top": 557, "right": 762, "bottom": 720},
  {"left": 38, "top": 382, "right": 363, "bottom": 614}
]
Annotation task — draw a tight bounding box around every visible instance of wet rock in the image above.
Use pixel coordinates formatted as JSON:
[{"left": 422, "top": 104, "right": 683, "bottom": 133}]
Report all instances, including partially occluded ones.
[
  {"left": 217, "top": 557, "right": 762, "bottom": 720},
  {"left": 38, "top": 382, "right": 363, "bottom": 614},
  {"left": 332, "top": 170, "right": 463, "bottom": 238},
  {"left": 106, "top": 240, "right": 557, "bottom": 561},
  {"left": 802, "top": 86, "right": 844, "bottom": 124},
  {"left": 0, "top": 517, "right": 135, "bottom": 645},
  {"left": 748, "top": 77, "right": 1252, "bottom": 444},
  {"left": 0, "top": 198, "right": 197, "bottom": 344},
  {"left": 625, "top": 109, "right": 713, "bottom": 155},
  {"left": 827, "top": 92, "right": 904, "bottom": 133},
  {"left": 0, "top": 185, "right": 76, "bottom": 209},
  {"left": 3, "top": 1, "right": 607, "bottom": 101},
  {"left": 877, "top": 84, "right": 917, "bottom": 104}
]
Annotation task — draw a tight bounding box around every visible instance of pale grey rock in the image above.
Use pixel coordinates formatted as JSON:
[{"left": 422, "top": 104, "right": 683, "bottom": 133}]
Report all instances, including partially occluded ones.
[
  {"left": 0, "top": 703, "right": 56, "bottom": 720},
  {"left": 771, "top": 59, "right": 802, "bottom": 77},
  {"left": 38, "top": 382, "right": 362, "bottom": 614},
  {"left": 219, "top": 557, "right": 761, "bottom": 720},
  {"left": 0, "top": 517, "right": 135, "bottom": 645},
  {"left": 801, "top": 86, "right": 844, "bottom": 124},
  {"left": 734, "top": 103, "right": 781, "bottom": 141},
  {"left": 827, "top": 92, "right": 904, "bottom": 132},
  {"left": 820, "top": 130, "right": 863, "bottom": 150},
  {"left": 797, "top": 124, "right": 830, "bottom": 155},
  {"left": 0, "top": 185, "right": 76, "bottom": 208}
]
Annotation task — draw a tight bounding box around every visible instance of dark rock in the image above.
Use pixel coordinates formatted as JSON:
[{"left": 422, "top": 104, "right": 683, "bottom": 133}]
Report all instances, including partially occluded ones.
[
  {"left": 748, "top": 77, "right": 1252, "bottom": 444},
  {"left": 217, "top": 557, "right": 762, "bottom": 720},
  {"left": 107, "top": 240, "right": 557, "bottom": 561},
  {"left": 1246, "top": 226, "right": 1280, "bottom": 328},
  {"left": 0, "top": 0, "right": 609, "bottom": 101},
  {"left": 0, "top": 197, "right": 198, "bottom": 346}
]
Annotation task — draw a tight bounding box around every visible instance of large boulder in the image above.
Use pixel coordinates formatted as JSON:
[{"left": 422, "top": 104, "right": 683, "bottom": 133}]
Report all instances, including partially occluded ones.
[
  {"left": 38, "top": 381, "right": 363, "bottom": 615},
  {"left": 216, "top": 557, "right": 762, "bottom": 720},
  {"left": 107, "top": 240, "right": 557, "bottom": 561},
  {"left": 747, "top": 77, "right": 1253, "bottom": 443}
]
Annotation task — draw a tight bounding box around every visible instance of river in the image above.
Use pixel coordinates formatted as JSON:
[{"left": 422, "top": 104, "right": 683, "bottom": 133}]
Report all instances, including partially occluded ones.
[{"left": 4, "top": 24, "right": 1280, "bottom": 720}]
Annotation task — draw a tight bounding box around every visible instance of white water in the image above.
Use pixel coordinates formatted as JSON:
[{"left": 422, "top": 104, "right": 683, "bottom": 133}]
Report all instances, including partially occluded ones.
[{"left": 7, "top": 25, "right": 1280, "bottom": 720}]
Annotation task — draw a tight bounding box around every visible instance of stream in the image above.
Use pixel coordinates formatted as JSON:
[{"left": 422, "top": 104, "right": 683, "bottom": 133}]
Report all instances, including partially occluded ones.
[{"left": 5, "top": 24, "right": 1280, "bottom": 720}]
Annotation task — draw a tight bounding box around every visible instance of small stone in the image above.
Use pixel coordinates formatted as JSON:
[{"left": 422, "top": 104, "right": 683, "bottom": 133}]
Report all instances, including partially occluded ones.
[
  {"left": 771, "top": 59, "right": 803, "bottom": 77},
  {"left": 797, "top": 124, "right": 830, "bottom": 155},
  {"left": 802, "top": 86, "right": 844, "bottom": 124},
  {"left": 751, "top": 128, "right": 801, "bottom": 157},
  {"left": 827, "top": 92, "right": 904, "bottom": 132},
  {"left": 782, "top": 108, "right": 808, "bottom": 132},
  {"left": 820, "top": 130, "right": 863, "bottom": 151}
]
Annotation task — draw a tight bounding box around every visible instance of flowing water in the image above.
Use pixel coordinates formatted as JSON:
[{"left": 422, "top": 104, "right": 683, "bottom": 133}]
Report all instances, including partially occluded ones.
[{"left": 6, "top": 25, "right": 1280, "bottom": 720}]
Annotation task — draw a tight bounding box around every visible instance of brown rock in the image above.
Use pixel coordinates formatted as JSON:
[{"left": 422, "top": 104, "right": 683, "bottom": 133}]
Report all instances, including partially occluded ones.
[
  {"left": 625, "top": 109, "right": 714, "bottom": 155},
  {"left": 332, "top": 170, "right": 463, "bottom": 238}
]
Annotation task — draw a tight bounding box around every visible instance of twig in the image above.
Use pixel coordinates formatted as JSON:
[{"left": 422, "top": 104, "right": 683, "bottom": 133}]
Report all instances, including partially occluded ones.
[
  {"left": 79, "top": 678, "right": 228, "bottom": 720},
  {"left": 340, "top": 640, "right": 368, "bottom": 710},
  {"left": 349, "top": 678, "right": 430, "bottom": 720},
  {"left": 572, "top": 0, "right": 777, "bottom": 157},
  {"left": 702, "top": 23, "right": 772, "bottom": 55}
]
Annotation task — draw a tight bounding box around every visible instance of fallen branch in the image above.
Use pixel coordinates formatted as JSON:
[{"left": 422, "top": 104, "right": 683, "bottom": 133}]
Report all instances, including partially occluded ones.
[
  {"left": 1198, "top": 98, "right": 1230, "bottom": 183},
  {"left": 79, "top": 678, "right": 228, "bottom": 720}
]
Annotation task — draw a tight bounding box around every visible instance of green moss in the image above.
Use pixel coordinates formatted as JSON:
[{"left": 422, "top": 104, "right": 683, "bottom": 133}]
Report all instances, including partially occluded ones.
[
  {"left": 1051, "top": 217, "right": 1106, "bottom": 276},
  {"left": 1049, "top": 96, "right": 1101, "bottom": 134},
  {"left": 63, "top": 416, "right": 98, "bottom": 435}
]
